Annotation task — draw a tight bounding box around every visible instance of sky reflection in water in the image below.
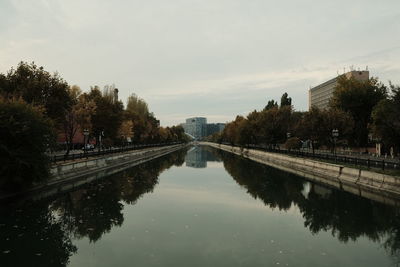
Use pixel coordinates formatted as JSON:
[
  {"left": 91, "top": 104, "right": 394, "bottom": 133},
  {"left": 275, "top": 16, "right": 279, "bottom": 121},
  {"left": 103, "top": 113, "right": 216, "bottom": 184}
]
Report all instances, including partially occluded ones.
[{"left": 1, "top": 146, "right": 400, "bottom": 267}]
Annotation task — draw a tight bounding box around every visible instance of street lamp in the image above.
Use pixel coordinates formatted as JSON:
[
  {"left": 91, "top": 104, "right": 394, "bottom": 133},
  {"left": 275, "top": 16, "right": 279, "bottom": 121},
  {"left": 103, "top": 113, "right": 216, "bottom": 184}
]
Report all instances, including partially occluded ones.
[
  {"left": 83, "top": 129, "right": 89, "bottom": 155},
  {"left": 286, "top": 132, "right": 291, "bottom": 152},
  {"left": 332, "top": 129, "right": 339, "bottom": 156},
  {"left": 99, "top": 130, "right": 104, "bottom": 152}
]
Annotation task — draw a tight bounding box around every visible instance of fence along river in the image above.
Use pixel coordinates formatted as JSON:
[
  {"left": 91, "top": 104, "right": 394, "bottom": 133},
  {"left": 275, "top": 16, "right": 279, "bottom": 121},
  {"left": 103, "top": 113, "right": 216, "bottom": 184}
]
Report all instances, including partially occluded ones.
[{"left": 1, "top": 145, "right": 400, "bottom": 267}]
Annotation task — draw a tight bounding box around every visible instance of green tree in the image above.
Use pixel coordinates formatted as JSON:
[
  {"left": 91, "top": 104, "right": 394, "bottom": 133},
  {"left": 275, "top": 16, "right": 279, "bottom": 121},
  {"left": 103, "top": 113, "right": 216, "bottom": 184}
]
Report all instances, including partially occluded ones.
[
  {"left": 280, "top": 92, "right": 292, "bottom": 107},
  {"left": 297, "top": 107, "right": 354, "bottom": 152},
  {"left": 246, "top": 110, "right": 263, "bottom": 144},
  {"left": 259, "top": 105, "right": 292, "bottom": 145},
  {"left": 330, "top": 76, "right": 387, "bottom": 147},
  {"left": 297, "top": 107, "right": 326, "bottom": 153},
  {"left": 324, "top": 108, "right": 354, "bottom": 147},
  {"left": 0, "top": 61, "right": 73, "bottom": 125},
  {"left": 88, "top": 86, "right": 124, "bottom": 144},
  {"left": 264, "top": 99, "right": 278, "bottom": 110},
  {"left": 371, "top": 83, "right": 400, "bottom": 154},
  {"left": 0, "top": 98, "right": 54, "bottom": 191}
]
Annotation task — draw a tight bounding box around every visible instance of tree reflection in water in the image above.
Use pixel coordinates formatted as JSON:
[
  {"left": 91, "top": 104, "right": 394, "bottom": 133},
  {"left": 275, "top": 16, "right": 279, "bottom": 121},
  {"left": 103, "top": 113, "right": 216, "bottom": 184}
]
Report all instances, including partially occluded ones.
[
  {"left": 0, "top": 148, "right": 187, "bottom": 267},
  {"left": 0, "top": 202, "right": 77, "bottom": 267},
  {"left": 215, "top": 148, "right": 400, "bottom": 264}
]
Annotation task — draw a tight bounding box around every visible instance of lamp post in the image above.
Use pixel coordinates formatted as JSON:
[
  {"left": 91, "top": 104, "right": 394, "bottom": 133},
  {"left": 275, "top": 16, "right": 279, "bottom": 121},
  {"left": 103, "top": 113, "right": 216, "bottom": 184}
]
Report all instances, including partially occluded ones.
[
  {"left": 99, "top": 130, "right": 104, "bottom": 152},
  {"left": 332, "top": 129, "right": 339, "bottom": 156},
  {"left": 83, "top": 129, "right": 89, "bottom": 155},
  {"left": 286, "top": 132, "right": 291, "bottom": 152}
]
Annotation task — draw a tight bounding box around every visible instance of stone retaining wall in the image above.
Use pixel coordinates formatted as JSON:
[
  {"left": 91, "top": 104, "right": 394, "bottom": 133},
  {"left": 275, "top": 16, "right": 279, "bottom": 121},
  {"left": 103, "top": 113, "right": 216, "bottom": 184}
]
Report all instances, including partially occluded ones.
[
  {"left": 204, "top": 142, "right": 400, "bottom": 206},
  {"left": 1, "top": 144, "right": 186, "bottom": 202}
]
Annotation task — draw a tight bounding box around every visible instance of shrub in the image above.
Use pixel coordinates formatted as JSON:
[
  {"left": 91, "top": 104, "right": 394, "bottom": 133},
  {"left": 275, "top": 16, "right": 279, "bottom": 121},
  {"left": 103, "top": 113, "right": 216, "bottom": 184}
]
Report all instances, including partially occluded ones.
[{"left": 284, "top": 137, "right": 302, "bottom": 150}]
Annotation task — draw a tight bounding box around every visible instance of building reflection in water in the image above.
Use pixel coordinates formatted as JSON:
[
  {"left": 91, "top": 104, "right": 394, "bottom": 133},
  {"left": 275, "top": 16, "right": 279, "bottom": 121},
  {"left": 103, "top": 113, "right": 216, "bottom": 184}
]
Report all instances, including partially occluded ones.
[
  {"left": 185, "top": 145, "right": 221, "bottom": 168},
  {"left": 2, "top": 146, "right": 400, "bottom": 266}
]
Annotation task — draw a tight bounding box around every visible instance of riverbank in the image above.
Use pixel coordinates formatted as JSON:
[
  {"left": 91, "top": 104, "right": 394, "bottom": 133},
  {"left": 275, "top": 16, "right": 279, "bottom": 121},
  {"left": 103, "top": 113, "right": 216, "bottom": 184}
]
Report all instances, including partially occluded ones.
[
  {"left": 1, "top": 144, "right": 187, "bottom": 202},
  {"left": 203, "top": 142, "right": 400, "bottom": 206}
]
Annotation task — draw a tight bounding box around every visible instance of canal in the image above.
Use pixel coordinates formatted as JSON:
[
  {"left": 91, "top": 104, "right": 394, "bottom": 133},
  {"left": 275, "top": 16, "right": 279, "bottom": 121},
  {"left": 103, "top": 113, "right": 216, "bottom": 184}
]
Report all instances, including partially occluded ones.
[{"left": 1, "top": 145, "right": 400, "bottom": 267}]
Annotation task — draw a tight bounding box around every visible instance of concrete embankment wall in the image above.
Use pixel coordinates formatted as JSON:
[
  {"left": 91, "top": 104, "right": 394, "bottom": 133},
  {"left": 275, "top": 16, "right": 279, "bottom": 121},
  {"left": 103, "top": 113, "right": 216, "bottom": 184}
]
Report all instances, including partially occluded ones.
[
  {"left": 2, "top": 144, "right": 186, "bottom": 202},
  {"left": 204, "top": 142, "right": 400, "bottom": 206}
]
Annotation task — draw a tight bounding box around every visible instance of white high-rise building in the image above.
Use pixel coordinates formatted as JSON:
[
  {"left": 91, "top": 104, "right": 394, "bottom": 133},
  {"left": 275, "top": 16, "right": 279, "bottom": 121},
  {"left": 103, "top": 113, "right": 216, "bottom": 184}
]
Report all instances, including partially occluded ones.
[
  {"left": 309, "top": 70, "right": 369, "bottom": 110},
  {"left": 183, "top": 117, "right": 207, "bottom": 140}
]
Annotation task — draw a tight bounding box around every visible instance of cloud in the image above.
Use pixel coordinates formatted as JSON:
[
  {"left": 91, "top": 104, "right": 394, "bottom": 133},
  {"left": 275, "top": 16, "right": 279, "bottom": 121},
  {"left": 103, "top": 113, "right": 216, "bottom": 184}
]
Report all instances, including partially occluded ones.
[{"left": 1, "top": 0, "right": 400, "bottom": 126}]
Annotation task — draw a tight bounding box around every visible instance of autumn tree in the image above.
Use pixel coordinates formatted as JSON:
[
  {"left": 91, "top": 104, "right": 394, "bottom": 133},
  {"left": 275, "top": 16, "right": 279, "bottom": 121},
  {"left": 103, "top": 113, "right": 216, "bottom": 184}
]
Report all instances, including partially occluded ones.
[
  {"left": 168, "top": 125, "right": 188, "bottom": 143},
  {"left": 118, "top": 120, "right": 134, "bottom": 144},
  {"left": 63, "top": 86, "right": 96, "bottom": 155},
  {"left": 222, "top": 116, "right": 245, "bottom": 145},
  {"left": 126, "top": 94, "right": 149, "bottom": 118}
]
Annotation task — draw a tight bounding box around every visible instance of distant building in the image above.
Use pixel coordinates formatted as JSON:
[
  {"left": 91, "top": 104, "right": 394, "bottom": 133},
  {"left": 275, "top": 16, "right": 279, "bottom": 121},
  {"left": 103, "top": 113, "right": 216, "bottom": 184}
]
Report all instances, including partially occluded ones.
[
  {"left": 182, "top": 118, "right": 225, "bottom": 140},
  {"left": 308, "top": 70, "right": 369, "bottom": 110},
  {"left": 183, "top": 117, "right": 207, "bottom": 140},
  {"left": 185, "top": 146, "right": 222, "bottom": 168},
  {"left": 206, "top": 123, "right": 225, "bottom": 136},
  {"left": 185, "top": 147, "right": 207, "bottom": 168}
]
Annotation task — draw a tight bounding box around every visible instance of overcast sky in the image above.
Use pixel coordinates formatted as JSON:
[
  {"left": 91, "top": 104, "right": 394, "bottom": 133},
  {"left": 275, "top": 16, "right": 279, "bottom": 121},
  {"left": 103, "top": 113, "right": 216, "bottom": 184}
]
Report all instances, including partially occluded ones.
[{"left": 1, "top": 0, "right": 400, "bottom": 126}]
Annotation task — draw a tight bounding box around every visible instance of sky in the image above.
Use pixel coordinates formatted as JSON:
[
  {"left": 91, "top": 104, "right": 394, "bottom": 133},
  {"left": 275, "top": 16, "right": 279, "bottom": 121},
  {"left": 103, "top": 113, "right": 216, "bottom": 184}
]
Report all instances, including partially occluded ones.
[{"left": 1, "top": 0, "right": 400, "bottom": 126}]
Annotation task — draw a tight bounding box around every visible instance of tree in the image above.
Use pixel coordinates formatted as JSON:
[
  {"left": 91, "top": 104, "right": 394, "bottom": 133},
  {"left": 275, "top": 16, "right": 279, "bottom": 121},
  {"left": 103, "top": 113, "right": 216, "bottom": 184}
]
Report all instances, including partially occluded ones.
[
  {"left": 297, "top": 107, "right": 354, "bottom": 152},
  {"left": 0, "top": 97, "right": 54, "bottom": 191},
  {"left": 222, "top": 116, "right": 245, "bottom": 145},
  {"left": 297, "top": 107, "right": 326, "bottom": 153},
  {"left": 126, "top": 94, "right": 149, "bottom": 118},
  {"left": 63, "top": 86, "right": 96, "bottom": 155},
  {"left": 259, "top": 105, "right": 292, "bottom": 145},
  {"left": 168, "top": 125, "right": 188, "bottom": 143},
  {"left": 236, "top": 118, "right": 252, "bottom": 147},
  {"left": 280, "top": 92, "right": 292, "bottom": 107},
  {"left": 324, "top": 108, "right": 354, "bottom": 147},
  {"left": 88, "top": 86, "right": 124, "bottom": 144},
  {"left": 0, "top": 61, "right": 73, "bottom": 125},
  {"left": 330, "top": 76, "right": 387, "bottom": 147},
  {"left": 372, "top": 83, "right": 400, "bottom": 155},
  {"left": 246, "top": 110, "right": 263, "bottom": 144},
  {"left": 118, "top": 120, "right": 134, "bottom": 143},
  {"left": 285, "top": 137, "right": 302, "bottom": 150},
  {"left": 264, "top": 100, "right": 278, "bottom": 110}
]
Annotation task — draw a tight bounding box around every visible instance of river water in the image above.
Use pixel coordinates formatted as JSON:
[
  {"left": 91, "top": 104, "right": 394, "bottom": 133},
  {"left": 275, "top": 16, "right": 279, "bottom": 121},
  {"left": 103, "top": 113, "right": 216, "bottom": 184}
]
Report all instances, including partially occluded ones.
[{"left": 1, "top": 146, "right": 400, "bottom": 267}]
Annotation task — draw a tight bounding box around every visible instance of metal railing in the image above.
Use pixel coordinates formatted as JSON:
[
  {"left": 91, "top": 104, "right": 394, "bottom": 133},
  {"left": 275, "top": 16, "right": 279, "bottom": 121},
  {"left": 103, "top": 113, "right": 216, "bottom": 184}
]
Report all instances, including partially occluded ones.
[
  {"left": 218, "top": 143, "right": 400, "bottom": 171},
  {"left": 50, "top": 142, "right": 183, "bottom": 163}
]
